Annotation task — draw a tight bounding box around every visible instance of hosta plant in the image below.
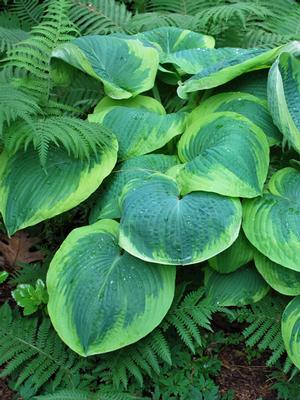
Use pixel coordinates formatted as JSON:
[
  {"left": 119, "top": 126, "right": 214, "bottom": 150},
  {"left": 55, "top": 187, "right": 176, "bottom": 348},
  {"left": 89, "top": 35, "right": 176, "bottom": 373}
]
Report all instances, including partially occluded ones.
[{"left": 1, "top": 1, "right": 300, "bottom": 376}]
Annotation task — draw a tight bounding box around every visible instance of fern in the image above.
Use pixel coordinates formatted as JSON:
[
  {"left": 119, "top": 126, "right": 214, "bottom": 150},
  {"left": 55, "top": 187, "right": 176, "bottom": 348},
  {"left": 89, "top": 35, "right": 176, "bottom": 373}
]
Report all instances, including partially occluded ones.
[
  {"left": 8, "top": 0, "right": 46, "bottom": 28},
  {"left": 0, "top": 303, "right": 87, "bottom": 399},
  {"left": 53, "top": 70, "right": 103, "bottom": 115},
  {"left": 0, "top": 83, "right": 41, "bottom": 136},
  {"left": 0, "top": 26, "right": 30, "bottom": 54},
  {"left": 69, "top": 0, "right": 132, "bottom": 35},
  {"left": 95, "top": 285, "right": 221, "bottom": 389},
  {"left": 3, "top": 116, "right": 113, "bottom": 165},
  {"left": 163, "top": 285, "right": 222, "bottom": 353},
  {"left": 233, "top": 295, "right": 289, "bottom": 367},
  {"left": 34, "top": 388, "right": 146, "bottom": 399},
  {"left": 9, "top": 261, "right": 49, "bottom": 286},
  {"left": 3, "top": 0, "right": 77, "bottom": 104},
  {"left": 97, "top": 329, "right": 171, "bottom": 389}
]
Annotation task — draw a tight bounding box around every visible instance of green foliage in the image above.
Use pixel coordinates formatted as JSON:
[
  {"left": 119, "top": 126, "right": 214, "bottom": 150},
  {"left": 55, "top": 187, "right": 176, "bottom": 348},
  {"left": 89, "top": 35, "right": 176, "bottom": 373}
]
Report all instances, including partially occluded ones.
[
  {"left": 232, "top": 295, "right": 288, "bottom": 367},
  {"left": 69, "top": 0, "right": 132, "bottom": 35},
  {"left": 0, "top": 303, "right": 87, "bottom": 399},
  {"left": 2, "top": 0, "right": 300, "bottom": 398},
  {"left": 95, "top": 285, "right": 221, "bottom": 389},
  {"left": 3, "top": 0, "right": 77, "bottom": 104},
  {"left": 0, "top": 270, "right": 8, "bottom": 283},
  {"left": 0, "top": 82, "right": 41, "bottom": 136},
  {"left": 4, "top": 116, "right": 114, "bottom": 165},
  {"left": 34, "top": 389, "right": 146, "bottom": 400},
  {"left": 12, "top": 278, "right": 48, "bottom": 315}
]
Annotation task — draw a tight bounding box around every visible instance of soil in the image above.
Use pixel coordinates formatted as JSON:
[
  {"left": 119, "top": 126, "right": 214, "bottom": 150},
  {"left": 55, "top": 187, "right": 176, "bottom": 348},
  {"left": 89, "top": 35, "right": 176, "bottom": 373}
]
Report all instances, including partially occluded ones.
[
  {"left": 0, "top": 377, "right": 18, "bottom": 400},
  {"left": 216, "top": 345, "right": 276, "bottom": 400}
]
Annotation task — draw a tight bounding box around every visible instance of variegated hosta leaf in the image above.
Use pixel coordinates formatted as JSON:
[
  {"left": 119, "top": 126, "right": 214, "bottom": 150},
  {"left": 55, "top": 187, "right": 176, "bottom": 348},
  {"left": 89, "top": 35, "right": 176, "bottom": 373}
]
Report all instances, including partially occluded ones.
[
  {"left": 268, "top": 52, "right": 300, "bottom": 153},
  {"left": 177, "top": 46, "right": 281, "bottom": 99},
  {"left": 0, "top": 141, "right": 118, "bottom": 236},
  {"left": 89, "top": 154, "right": 179, "bottom": 223},
  {"left": 282, "top": 296, "right": 300, "bottom": 369},
  {"left": 205, "top": 265, "right": 269, "bottom": 306},
  {"left": 47, "top": 219, "right": 175, "bottom": 356},
  {"left": 189, "top": 92, "right": 281, "bottom": 146},
  {"left": 243, "top": 167, "right": 300, "bottom": 271},
  {"left": 177, "top": 112, "right": 269, "bottom": 197},
  {"left": 119, "top": 173, "right": 242, "bottom": 265},
  {"left": 255, "top": 252, "right": 300, "bottom": 296},
  {"left": 89, "top": 99, "right": 186, "bottom": 160},
  {"left": 208, "top": 230, "right": 253, "bottom": 274},
  {"left": 220, "top": 70, "right": 268, "bottom": 100},
  {"left": 52, "top": 35, "right": 159, "bottom": 99},
  {"left": 93, "top": 95, "right": 166, "bottom": 115},
  {"left": 136, "top": 27, "right": 214, "bottom": 67}
]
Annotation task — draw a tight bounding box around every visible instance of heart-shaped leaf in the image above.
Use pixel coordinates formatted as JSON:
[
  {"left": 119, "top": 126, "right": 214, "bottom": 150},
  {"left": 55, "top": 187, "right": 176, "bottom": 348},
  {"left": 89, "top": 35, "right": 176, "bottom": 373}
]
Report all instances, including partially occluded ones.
[
  {"left": 282, "top": 296, "right": 300, "bottom": 369},
  {"left": 255, "top": 252, "right": 300, "bottom": 296},
  {"left": 205, "top": 265, "right": 269, "bottom": 306},
  {"left": 119, "top": 173, "right": 242, "bottom": 265},
  {"left": 268, "top": 52, "right": 300, "bottom": 153},
  {"left": 89, "top": 98, "right": 186, "bottom": 160},
  {"left": 47, "top": 219, "right": 176, "bottom": 356},
  {"left": 89, "top": 154, "right": 179, "bottom": 222},
  {"left": 177, "top": 112, "right": 269, "bottom": 197},
  {"left": 189, "top": 92, "right": 281, "bottom": 146},
  {"left": 208, "top": 230, "right": 253, "bottom": 274},
  {"left": 52, "top": 35, "right": 159, "bottom": 99},
  {"left": 243, "top": 167, "right": 300, "bottom": 271},
  {"left": 0, "top": 139, "right": 117, "bottom": 235}
]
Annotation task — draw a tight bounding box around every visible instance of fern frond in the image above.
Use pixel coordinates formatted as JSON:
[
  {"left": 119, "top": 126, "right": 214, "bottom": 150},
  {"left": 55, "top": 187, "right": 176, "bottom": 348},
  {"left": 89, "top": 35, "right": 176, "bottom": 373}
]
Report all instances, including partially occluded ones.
[
  {"left": 4, "top": 0, "right": 77, "bottom": 104},
  {"left": 127, "top": 12, "right": 197, "bottom": 33},
  {"left": 4, "top": 116, "right": 113, "bottom": 165},
  {"left": 162, "top": 287, "right": 220, "bottom": 352},
  {"left": 8, "top": 0, "right": 46, "bottom": 28},
  {"left": 99, "top": 328, "right": 171, "bottom": 389},
  {"left": 53, "top": 71, "right": 103, "bottom": 115},
  {"left": 69, "top": 0, "right": 132, "bottom": 35},
  {"left": 0, "top": 304, "right": 86, "bottom": 399},
  {"left": 0, "top": 26, "right": 30, "bottom": 54},
  {"left": 0, "top": 83, "right": 41, "bottom": 136},
  {"left": 34, "top": 389, "right": 146, "bottom": 400},
  {"left": 194, "top": 2, "right": 271, "bottom": 30},
  {"left": 144, "top": 0, "right": 211, "bottom": 15},
  {"left": 238, "top": 295, "right": 288, "bottom": 367}
]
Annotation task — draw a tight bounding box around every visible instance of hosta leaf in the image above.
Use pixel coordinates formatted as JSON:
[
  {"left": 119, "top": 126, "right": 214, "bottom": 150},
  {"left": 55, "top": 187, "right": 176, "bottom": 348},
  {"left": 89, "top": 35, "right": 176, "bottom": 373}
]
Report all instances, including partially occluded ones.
[
  {"left": 47, "top": 219, "right": 175, "bottom": 356},
  {"left": 93, "top": 95, "right": 166, "bottom": 115},
  {"left": 189, "top": 92, "right": 281, "bottom": 146},
  {"left": 169, "top": 47, "right": 258, "bottom": 76},
  {"left": 268, "top": 52, "right": 300, "bottom": 153},
  {"left": 282, "top": 296, "right": 300, "bottom": 369},
  {"left": 52, "top": 35, "right": 159, "bottom": 99},
  {"left": 177, "top": 112, "right": 269, "bottom": 197},
  {"left": 221, "top": 70, "right": 268, "bottom": 100},
  {"left": 177, "top": 46, "right": 281, "bottom": 99},
  {"left": 136, "top": 27, "right": 214, "bottom": 65},
  {"left": 208, "top": 230, "right": 253, "bottom": 274},
  {"left": 0, "top": 141, "right": 117, "bottom": 236},
  {"left": 89, "top": 154, "right": 179, "bottom": 223},
  {"left": 205, "top": 265, "right": 270, "bottom": 306},
  {"left": 243, "top": 167, "right": 300, "bottom": 271},
  {"left": 119, "top": 173, "right": 242, "bottom": 265},
  {"left": 255, "top": 252, "right": 300, "bottom": 296},
  {"left": 89, "top": 101, "right": 186, "bottom": 160}
]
